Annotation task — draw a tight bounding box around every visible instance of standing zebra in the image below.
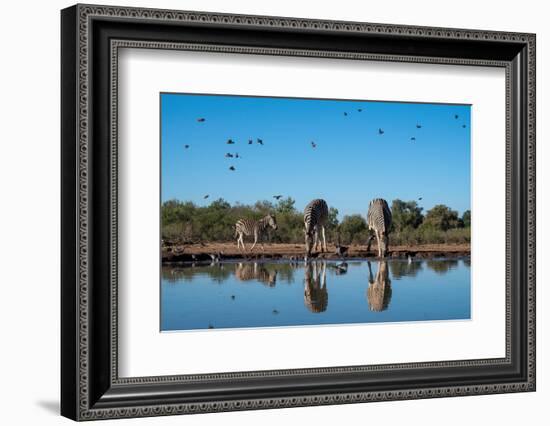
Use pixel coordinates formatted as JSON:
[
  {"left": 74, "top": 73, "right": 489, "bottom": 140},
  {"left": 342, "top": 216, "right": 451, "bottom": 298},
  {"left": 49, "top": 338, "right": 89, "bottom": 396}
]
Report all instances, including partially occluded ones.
[
  {"left": 366, "top": 198, "right": 392, "bottom": 257},
  {"left": 303, "top": 199, "right": 329, "bottom": 256},
  {"left": 234, "top": 214, "right": 278, "bottom": 251}
]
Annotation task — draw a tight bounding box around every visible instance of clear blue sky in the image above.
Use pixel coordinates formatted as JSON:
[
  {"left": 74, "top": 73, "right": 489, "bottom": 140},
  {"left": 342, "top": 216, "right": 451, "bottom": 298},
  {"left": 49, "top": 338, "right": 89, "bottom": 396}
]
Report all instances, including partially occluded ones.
[{"left": 161, "top": 93, "right": 471, "bottom": 219}]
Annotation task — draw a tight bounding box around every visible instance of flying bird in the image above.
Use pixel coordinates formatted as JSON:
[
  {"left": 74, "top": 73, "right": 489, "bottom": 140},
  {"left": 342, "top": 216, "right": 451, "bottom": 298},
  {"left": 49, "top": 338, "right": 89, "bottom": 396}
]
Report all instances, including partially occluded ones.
[
  {"left": 229, "top": 166, "right": 236, "bottom": 171},
  {"left": 197, "top": 118, "right": 205, "bottom": 122},
  {"left": 272, "top": 309, "right": 279, "bottom": 315},
  {"left": 257, "top": 138, "right": 264, "bottom": 145},
  {"left": 410, "top": 137, "right": 416, "bottom": 141},
  {"left": 203, "top": 194, "right": 209, "bottom": 199},
  {"left": 235, "top": 153, "right": 241, "bottom": 159},
  {"left": 462, "top": 124, "right": 467, "bottom": 128},
  {"left": 273, "top": 195, "right": 283, "bottom": 200},
  {"left": 227, "top": 139, "right": 235, "bottom": 144},
  {"left": 357, "top": 108, "right": 363, "bottom": 112},
  {"left": 311, "top": 141, "right": 317, "bottom": 148},
  {"left": 416, "top": 124, "right": 422, "bottom": 128},
  {"left": 454, "top": 114, "right": 459, "bottom": 119},
  {"left": 418, "top": 197, "right": 423, "bottom": 200},
  {"left": 343, "top": 112, "right": 348, "bottom": 116},
  {"left": 225, "top": 153, "right": 234, "bottom": 158},
  {"left": 378, "top": 128, "right": 384, "bottom": 135},
  {"left": 248, "top": 139, "right": 253, "bottom": 144},
  {"left": 230, "top": 295, "right": 235, "bottom": 300},
  {"left": 184, "top": 144, "right": 190, "bottom": 149}
]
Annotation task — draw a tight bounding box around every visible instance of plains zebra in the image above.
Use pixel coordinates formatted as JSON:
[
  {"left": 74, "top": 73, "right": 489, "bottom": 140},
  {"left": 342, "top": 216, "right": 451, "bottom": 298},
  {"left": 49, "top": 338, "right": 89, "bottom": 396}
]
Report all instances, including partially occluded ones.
[
  {"left": 366, "top": 261, "right": 392, "bottom": 312},
  {"left": 304, "top": 199, "right": 329, "bottom": 255},
  {"left": 235, "top": 263, "right": 277, "bottom": 287},
  {"left": 304, "top": 261, "right": 328, "bottom": 313},
  {"left": 366, "top": 198, "right": 392, "bottom": 257},
  {"left": 234, "top": 214, "right": 277, "bottom": 251}
]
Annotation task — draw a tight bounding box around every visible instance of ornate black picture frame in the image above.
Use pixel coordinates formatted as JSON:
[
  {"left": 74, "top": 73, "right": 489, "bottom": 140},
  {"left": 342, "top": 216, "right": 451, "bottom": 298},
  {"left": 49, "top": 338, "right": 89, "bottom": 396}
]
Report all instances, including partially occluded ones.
[{"left": 61, "top": 4, "right": 536, "bottom": 421}]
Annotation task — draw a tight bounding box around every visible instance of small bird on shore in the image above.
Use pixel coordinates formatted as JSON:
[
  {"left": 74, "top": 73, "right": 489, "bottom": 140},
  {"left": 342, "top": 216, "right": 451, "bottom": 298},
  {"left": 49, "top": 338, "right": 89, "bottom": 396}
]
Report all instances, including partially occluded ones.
[
  {"left": 273, "top": 195, "right": 283, "bottom": 200},
  {"left": 227, "top": 139, "right": 235, "bottom": 144},
  {"left": 184, "top": 144, "right": 190, "bottom": 149},
  {"left": 229, "top": 166, "right": 236, "bottom": 171},
  {"left": 208, "top": 324, "right": 214, "bottom": 329},
  {"left": 257, "top": 138, "right": 264, "bottom": 145},
  {"left": 378, "top": 128, "right": 384, "bottom": 135},
  {"left": 208, "top": 252, "right": 222, "bottom": 262},
  {"left": 197, "top": 118, "right": 205, "bottom": 122},
  {"left": 225, "top": 153, "right": 234, "bottom": 158},
  {"left": 311, "top": 141, "right": 317, "bottom": 148},
  {"left": 335, "top": 244, "right": 349, "bottom": 257}
]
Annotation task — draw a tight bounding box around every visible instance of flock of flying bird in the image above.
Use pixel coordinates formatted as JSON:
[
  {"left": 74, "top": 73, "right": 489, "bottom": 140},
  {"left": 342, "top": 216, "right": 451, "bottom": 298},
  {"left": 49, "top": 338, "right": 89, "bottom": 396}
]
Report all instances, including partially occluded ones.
[{"left": 187, "top": 109, "right": 467, "bottom": 201}]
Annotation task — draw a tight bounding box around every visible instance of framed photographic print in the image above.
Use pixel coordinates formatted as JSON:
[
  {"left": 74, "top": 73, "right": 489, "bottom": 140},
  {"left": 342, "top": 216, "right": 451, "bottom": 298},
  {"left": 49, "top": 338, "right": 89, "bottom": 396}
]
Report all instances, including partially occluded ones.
[{"left": 61, "top": 4, "right": 536, "bottom": 421}]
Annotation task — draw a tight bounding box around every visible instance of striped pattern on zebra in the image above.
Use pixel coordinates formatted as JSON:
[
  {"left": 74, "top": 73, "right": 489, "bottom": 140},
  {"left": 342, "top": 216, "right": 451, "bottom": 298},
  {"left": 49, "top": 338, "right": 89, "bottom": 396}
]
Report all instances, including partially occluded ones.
[
  {"left": 234, "top": 214, "right": 277, "bottom": 251},
  {"left": 235, "top": 263, "right": 277, "bottom": 287},
  {"left": 366, "top": 198, "right": 392, "bottom": 257},
  {"left": 304, "top": 261, "right": 328, "bottom": 313},
  {"left": 303, "top": 199, "right": 329, "bottom": 255},
  {"left": 366, "top": 261, "right": 392, "bottom": 312}
]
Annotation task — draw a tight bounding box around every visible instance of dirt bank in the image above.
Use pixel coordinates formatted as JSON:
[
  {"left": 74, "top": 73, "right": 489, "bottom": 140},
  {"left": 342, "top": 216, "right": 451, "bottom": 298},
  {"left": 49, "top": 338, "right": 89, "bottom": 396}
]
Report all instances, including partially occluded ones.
[{"left": 162, "top": 242, "right": 470, "bottom": 263}]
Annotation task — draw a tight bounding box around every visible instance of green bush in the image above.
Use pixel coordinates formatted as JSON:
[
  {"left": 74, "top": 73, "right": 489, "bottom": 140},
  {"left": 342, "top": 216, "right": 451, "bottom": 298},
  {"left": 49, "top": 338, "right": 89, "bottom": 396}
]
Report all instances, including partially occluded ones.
[{"left": 161, "top": 197, "right": 470, "bottom": 245}]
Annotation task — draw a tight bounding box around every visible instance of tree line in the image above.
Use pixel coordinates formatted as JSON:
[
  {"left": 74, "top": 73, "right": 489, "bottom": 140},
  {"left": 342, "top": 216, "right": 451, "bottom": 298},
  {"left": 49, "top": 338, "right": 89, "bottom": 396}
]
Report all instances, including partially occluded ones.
[{"left": 161, "top": 197, "right": 470, "bottom": 246}]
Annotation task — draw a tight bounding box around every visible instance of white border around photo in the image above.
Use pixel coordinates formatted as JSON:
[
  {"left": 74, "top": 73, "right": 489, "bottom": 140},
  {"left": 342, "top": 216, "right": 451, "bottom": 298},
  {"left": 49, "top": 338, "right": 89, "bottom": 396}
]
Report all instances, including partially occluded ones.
[{"left": 117, "top": 48, "right": 506, "bottom": 378}]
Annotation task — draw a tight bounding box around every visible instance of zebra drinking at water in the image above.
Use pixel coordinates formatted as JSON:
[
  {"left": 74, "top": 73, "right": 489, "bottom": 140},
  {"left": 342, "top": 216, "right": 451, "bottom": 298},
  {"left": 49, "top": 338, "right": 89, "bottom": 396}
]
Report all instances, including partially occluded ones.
[
  {"left": 304, "top": 199, "right": 329, "bottom": 256},
  {"left": 234, "top": 214, "right": 278, "bottom": 251},
  {"left": 366, "top": 198, "right": 392, "bottom": 257}
]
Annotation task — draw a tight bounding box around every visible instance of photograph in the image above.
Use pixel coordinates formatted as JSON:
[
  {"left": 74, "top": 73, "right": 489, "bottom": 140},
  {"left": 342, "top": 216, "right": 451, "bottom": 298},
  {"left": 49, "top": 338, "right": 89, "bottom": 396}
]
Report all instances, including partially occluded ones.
[
  {"left": 58, "top": 3, "right": 536, "bottom": 420},
  {"left": 160, "top": 93, "right": 472, "bottom": 331}
]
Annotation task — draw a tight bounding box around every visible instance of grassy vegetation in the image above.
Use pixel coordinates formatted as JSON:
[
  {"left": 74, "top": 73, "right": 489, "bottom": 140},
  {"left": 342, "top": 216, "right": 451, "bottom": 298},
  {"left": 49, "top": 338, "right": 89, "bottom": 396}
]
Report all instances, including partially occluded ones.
[{"left": 161, "top": 197, "right": 470, "bottom": 246}]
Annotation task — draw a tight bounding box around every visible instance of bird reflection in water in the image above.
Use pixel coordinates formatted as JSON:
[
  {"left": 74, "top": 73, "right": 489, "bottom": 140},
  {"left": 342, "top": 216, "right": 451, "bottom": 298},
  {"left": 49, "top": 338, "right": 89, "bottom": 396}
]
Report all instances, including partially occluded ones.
[
  {"left": 366, "top": 261, "right": 392, "bottom": 312},
  {"left": 304, "top": 261, "right": 328, "bottom": 313},
  {"left": 235, "top": 262, "right": 277, "bottom": 287}
]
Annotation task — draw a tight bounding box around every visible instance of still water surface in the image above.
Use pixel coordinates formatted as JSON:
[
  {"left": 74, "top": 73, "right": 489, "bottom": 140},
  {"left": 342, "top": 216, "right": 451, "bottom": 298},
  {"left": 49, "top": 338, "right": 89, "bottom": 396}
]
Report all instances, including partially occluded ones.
[{"left": 161, "top": 259, "right": 471, "bottom": 331}]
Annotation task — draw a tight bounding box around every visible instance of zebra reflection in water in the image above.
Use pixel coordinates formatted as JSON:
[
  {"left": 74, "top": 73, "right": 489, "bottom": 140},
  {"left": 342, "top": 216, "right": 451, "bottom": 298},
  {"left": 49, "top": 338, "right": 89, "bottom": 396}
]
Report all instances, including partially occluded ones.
[
  {"left": 366, "top": 261, "right": 392, "bottom": 312},
  {"left": 304, "top": 261, "right": 328, "bottom": 313},
  {"left": 235, "top": 262, "right": 278, "bottom": 287}
]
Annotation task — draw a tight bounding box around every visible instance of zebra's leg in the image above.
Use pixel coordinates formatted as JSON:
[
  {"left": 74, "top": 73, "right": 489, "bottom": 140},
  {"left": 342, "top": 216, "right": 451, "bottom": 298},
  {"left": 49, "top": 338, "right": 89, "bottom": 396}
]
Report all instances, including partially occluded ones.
[
  {"left": 250, "top": 232, "right": 258, "bottom": 251},
  {"left": 375, "top": 230, "right": 382, "bottom": 257},
  {"left": 237, "top": 232, "right": 242, "bottom": 250},
  {"left": 239, "top": 234, "right": 246, "bottom": 251},
  {"left": 366, "top": 234, "right": 374, "bottom": 252},
  {"left": 313, "top": 228, "right": 319, "bottom": 253},
  {"left": 321, "top": 226, "right": 327, "bottom": 253}
]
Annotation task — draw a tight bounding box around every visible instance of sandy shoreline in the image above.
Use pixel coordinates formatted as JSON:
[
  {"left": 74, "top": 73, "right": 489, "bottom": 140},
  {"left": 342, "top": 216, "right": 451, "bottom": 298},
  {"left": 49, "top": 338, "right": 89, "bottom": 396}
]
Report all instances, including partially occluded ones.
[{"left": 162, "top": 242, "right": 470, "bottom": 263}]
